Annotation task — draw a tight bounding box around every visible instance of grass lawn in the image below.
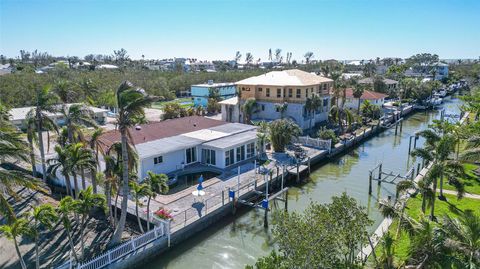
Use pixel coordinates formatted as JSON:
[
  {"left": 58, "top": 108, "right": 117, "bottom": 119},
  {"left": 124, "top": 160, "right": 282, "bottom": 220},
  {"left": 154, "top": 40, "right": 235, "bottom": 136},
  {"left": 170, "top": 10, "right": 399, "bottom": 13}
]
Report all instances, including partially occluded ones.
[
  {"left": 370, "top": 193, "right": 480, "bottom": 267},
  {"left": 438, "top": 163, "right": 480, "bottom": 195},
  {"left": 151, "top": 97, "right": 194, "bottom": 109}
]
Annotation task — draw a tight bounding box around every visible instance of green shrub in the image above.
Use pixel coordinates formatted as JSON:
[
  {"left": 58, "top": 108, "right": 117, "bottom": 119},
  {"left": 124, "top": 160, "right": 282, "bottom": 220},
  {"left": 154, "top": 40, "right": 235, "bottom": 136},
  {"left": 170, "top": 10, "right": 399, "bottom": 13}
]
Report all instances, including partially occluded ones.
[{"left": 317, "top": 129, "right": 339, "bottom": 147}]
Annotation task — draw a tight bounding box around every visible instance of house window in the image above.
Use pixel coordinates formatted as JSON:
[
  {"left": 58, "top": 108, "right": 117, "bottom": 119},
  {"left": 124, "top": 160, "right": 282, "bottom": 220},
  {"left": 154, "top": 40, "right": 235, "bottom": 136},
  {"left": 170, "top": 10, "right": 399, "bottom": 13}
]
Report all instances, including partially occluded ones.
[
  {"left": 266, "top": 88, "right": 270, "bottom": 97},
  {"left": 236, "top": 146, "right": 245, "bottom": 162},
  {"left": 246, "top": 142, "right": 255, "bottom": 158},
  {"left": 186, "top": 147, "right": 197, "bottom": 164},
  {"left": 277, "top": 88, "right": 281, "bottom": 98},
  {"left": 153, "top": 156, "right": 163, "bottom": 165},
  {"left": 261, "top": 104, "right": 265, "bottom": 111},
  {"left": 288, "top": 88, "right": 293, "bottom": 98},
  {"left": 225, "top": 149, "right": 235, "bottom": 166},
  {"left": 323, "top": 84, "right": 327, "bottom": 91},
  {"left": 202, "top": 149, "right": 216, "bottom": 165},
  {"left": 306, "top": 88, "right": 309, "bottom": 98},
  {"left": 296, "top": 89, "right": 301, "bottom": 98},
  {"left": 258, "top": 87, "right": 263, "bottom": 92}
]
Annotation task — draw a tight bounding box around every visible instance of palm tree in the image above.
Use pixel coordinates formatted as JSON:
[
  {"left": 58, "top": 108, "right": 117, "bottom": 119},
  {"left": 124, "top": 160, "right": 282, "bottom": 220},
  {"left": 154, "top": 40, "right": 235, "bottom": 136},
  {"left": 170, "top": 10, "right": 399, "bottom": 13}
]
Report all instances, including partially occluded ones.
[
  {"left": 0, "top": 217, "right": 33, "bottom": 269},
  {"left": 245, "top": 53, "right": 253, "bottom": 66},
  {"left": 441, "top": 210, "right": 480, "bottom": 268},
  {"left": 254, "top": 121, "right": 270, "bottom": 157},
  {"left": 88, "top": 128, "right": 105, "bottom": 193},
  {"left": 0, "top": 112, "right": 44, "bottom": 222},
  {"left": 25, "top": 109, "right": 58, "bottom": 177},
  {"left": 305, "top": 95, "right": 322, "bottom": 130},
  {"left": 68, "top": 143, "right": 96, "bottom": 197},
  {"left": 268, "top": 119, "right": 302, "bottom": 152},
  {"left": 104, "top": 155, "right": 119, "bottom": 226},
  {"left": 377, "top": 231, "right": 395, "bottom": 269},
  {"left": 329, "top": 105, "right": 354, "bottom": 134},
  {"left": 352, "top": 84, "right": 365, "bottom": 115},
  {"left": 275, "top": 102, "right": 288, "bottom": 119},
  {"left": 62, "top": 103, "right": 97, "bottom": 144},
  {"left": 47, "top": 145, "right": 74, "bottom": 196},
  {"left": 411, "top": 130, "right": 463, "bottom": 220},
  {"left": 111, "top": 81, "right": 158, "bottom": 246},
  {"left": 304, "top": 52, "right": 314, "bottom": 64},
  {"left": 75, "top": 186, "right": 106, "bottom": 260},
  {"left": 145, "top": 172, "right": 169, "bottom": 231},
  {"left": 242, "top": 98, "right": 257, "bottom": 124},
  {"left": 29, "top": 204, "right": 58, "bottom": 269},
  {"left": 33, "top": 85, "right": 59, "bottom": 181},
  {"left": 58, "top": 196, "right": 79, "bottom": 262},
  {"left": 129, "top": 181, "right": 151, "bottom": 233}
]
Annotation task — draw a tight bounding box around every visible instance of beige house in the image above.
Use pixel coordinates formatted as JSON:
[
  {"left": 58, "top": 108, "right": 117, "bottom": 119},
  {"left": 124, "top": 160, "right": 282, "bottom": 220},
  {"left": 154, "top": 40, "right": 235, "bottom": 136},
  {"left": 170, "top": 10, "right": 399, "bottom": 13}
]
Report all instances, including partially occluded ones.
[{"left": 221, "top": 69, "right": 333, "bottom": 129}]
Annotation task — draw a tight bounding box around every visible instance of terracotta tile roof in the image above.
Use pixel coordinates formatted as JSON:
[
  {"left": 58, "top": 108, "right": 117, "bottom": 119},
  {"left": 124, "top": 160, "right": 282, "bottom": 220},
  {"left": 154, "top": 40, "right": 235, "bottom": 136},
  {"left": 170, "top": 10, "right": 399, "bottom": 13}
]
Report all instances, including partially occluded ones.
[
  {"left": 98, "top": 116, "right": 227, "bottom": 150},
  {"left": 344, "top": 88, "right": 388, "bottom": 100}
]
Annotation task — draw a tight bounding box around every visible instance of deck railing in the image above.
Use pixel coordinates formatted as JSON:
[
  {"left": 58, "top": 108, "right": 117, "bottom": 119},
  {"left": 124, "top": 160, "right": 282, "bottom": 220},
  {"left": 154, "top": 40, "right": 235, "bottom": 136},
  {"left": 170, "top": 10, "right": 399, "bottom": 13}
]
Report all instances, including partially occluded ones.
[
  {"left": 294, "top": 136, "right": 331, "bottom": 151},
  {"left": 56, "top": 219, "right": 170, "bottom": 269}
]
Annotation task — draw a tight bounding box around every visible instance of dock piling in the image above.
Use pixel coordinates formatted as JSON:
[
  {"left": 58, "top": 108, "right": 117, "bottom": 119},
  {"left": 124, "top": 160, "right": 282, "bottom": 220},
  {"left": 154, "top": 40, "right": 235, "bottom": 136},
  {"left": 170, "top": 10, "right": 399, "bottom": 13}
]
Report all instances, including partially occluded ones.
[
  {"left": 417, "top": 163, "right": 421, "bottom": 176},
  {"left": 368, "top": 171, "right": 373, "bottom": 195},
  {"left": 378, "top": 163, "right": 383, "bottom": 185}
]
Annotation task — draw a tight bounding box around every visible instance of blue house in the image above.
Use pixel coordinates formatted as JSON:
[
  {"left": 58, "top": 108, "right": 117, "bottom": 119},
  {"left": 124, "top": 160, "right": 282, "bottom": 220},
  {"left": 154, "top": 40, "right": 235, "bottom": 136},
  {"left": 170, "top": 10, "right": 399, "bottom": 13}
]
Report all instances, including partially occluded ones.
[{"left": 191, "top": 81, "right": 237, "bottom": 107}]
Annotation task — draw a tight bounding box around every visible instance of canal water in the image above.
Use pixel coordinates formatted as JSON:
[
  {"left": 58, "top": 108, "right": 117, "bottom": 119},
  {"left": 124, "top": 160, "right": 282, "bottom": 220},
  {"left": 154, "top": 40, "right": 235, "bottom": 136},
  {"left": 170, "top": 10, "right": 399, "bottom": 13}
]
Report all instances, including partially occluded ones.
[{"left": 150, "top": 97, "right": 463, "bottom": 269}]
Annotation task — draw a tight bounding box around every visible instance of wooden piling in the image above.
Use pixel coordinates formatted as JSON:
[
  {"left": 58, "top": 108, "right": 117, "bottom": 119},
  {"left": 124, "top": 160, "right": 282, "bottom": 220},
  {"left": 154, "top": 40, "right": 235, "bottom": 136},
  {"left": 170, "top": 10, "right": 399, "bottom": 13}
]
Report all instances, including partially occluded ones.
[
  {"left": 308, "top": 157, "right": 311, "bottom": 174},
  {"left": 284, "top": 190, "right": 288, "bottom": 212},
  {"left": 378, "top": 163, "right": 383, "bottom": 185},
  {"left": 264, "top": 207, "right": 268, "bottom": 228},
  {"left": 368, "top": 171, "right": 373, "bottom": 195},
  {"left": 408, "top": 136, "right": 412, "bottom": 154}
]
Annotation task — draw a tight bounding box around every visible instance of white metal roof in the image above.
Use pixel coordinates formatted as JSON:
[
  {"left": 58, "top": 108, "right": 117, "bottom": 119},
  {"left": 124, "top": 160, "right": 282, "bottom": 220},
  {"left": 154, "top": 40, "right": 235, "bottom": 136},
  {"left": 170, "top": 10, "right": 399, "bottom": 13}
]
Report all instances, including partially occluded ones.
[
  {"left": 202, "top": 130, "right": 257, "bottom": 149},
  {"left": 236, "top": 69, "right": 332, "bottom": 86},
  {"left": 218, "top": 96, "right": 238, "bottom": 105}
]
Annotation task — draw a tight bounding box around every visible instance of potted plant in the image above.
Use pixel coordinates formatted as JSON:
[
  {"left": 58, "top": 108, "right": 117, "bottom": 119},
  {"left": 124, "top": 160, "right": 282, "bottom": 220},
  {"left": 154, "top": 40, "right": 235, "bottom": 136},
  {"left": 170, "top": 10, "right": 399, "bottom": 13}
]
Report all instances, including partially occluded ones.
[{"left": 154, "top": 208, "right": 173, "bottom": 220}]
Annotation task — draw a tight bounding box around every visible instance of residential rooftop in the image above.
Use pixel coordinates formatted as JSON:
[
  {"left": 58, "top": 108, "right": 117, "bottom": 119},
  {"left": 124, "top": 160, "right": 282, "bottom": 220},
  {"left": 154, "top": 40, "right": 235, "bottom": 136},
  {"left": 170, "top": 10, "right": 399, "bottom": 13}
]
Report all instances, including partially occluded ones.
[
  {"left": 191, "top": 82, "right": 236, "bottom": 87},
  {"left": 358, "top": 77, "right": 398, "bottom": 85},
  {"left": 236, "top": 69, "right": 333, "bottom": 86},
  {"left": 344, "top": 88, "right": 388, "bottom": 100}
]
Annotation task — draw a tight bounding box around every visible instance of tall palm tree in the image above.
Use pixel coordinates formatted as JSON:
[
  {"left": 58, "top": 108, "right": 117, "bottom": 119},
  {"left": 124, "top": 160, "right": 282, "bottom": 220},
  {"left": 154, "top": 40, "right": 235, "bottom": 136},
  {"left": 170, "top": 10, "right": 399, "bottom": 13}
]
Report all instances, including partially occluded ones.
[
  {"left": 110, "top": 81, "right": 158, "bottom": 245},
  {"left": 242, "top": 98, "right": 257, "bottom": 124},
  {"left": 25, "top": 110, "right": 58, "bottom": 177},
  {"left": 145, "top": 172, "right": 169, "bottom": 231},
  {"left": 352, "top": 84, "right": 365, "bottom": 115},
  {"left": 75, "top": 186, "right": 106, "bottom": 260},
  {"left": 62, "top": 103, "right": 97, "bottom": 144},
  {"left": 441, "top": 210, "right": 480, "bottom": 268},
  {"left": 33, "top": 85, "right": 59, "bottom": 181},
  {"left": 0, "top": 112, "right": 44, "bottom": 222},
  {"left": 88, "top": 128, "right": 105, "bottom": 193},
  {"left": 68, "top": 143, "right": 96, "bottom": 197},
  {"left": 29, "top": 204, "right": 58, "bottom": 269},
  {"left": 411, "top": 130, "right": 463, "bottom": 220},
  {"left": 0, "top": 217, "right": 33, "bottom": 269},
  {"left": 129, "top": 181, "right": 151, "bottom": 233},
  {"left": 305, "top": 95, "right": 322, "bottom": 130},
  {"left": 104, "top": 155, "right": 119, "bottom": 226},
  {"left": 47, "top": 145, "right": 74, "bottom": 196},
  {"left": 58, "top": 196, "right": 79, "bottom": 262}
]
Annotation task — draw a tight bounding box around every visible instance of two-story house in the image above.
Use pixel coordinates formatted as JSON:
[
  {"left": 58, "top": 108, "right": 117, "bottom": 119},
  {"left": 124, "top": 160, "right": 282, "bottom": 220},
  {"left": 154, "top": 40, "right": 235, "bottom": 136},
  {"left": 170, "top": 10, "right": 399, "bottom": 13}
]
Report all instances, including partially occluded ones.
[
  {"left": 221, "top": 69, "right": 333, "bottom": 130},
  {"left": 191, "top": 81, "right": 237, "bottom": 107}
]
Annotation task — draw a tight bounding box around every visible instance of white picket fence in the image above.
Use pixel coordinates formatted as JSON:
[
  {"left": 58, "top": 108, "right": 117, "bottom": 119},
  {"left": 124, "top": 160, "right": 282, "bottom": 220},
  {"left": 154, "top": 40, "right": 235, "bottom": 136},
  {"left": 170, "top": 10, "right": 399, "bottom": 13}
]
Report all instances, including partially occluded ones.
[
  {"left": 57, "top": 219, "right": 170, "bottom": 269},
  {"left": 294, "top": 136, "right": 332, "bottom": 152}
]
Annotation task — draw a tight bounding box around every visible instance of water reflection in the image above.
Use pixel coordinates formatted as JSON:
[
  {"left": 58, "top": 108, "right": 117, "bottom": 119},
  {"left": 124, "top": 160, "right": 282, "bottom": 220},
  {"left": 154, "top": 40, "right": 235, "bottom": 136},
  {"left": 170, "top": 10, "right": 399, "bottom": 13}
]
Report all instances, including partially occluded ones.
[{"left": 149, "top": 97, "right": 463, "bottom": 269}]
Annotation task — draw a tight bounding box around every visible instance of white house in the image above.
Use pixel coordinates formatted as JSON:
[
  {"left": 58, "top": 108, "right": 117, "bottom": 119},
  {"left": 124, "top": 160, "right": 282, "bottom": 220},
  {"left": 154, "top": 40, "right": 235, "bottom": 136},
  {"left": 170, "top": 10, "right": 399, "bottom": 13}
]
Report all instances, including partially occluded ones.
[
  {"left": 339, "top": 88, "right": 388, "bottom": 111},
  {"left": 98, "top": 116, "right": 257, "bottom": 180}
]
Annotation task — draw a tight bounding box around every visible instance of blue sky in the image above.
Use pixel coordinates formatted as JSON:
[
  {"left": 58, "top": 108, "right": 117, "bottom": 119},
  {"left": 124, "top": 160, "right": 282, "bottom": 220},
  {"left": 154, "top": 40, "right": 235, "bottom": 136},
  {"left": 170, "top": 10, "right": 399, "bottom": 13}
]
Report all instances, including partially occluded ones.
[{"left": 1, "top": 0, "right": 479, "bottom": 60}]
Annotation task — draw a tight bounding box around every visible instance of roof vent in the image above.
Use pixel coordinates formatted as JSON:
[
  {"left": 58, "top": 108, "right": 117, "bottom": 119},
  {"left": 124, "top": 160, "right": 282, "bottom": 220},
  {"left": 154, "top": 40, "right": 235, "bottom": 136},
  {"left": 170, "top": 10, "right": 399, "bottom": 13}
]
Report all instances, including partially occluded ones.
[
  {"left": 193, "top": 123, "right": 197, "bottom": 127},
  {"left": 135, "top": 125, "right": 142, "bottom": 130}
]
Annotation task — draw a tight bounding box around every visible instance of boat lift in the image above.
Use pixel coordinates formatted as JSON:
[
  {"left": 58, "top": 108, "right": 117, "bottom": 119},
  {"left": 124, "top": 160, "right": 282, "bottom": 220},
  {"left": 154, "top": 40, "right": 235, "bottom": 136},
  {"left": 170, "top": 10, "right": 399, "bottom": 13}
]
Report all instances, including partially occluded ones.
[{"left": 368, "top": 162, "right": 415, "bottom": 195}]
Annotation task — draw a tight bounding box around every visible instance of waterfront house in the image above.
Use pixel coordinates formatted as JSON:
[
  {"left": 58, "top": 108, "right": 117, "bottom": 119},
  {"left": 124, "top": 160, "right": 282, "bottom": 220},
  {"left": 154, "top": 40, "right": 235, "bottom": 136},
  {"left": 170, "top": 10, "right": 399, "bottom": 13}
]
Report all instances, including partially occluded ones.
[
  {"left": 358, "top": 77, "right": 398, "bottom": 91},
  {"left": 9, "top": 103, "right": 108, "bottom": 130},
  {"left": 98, "top": 116, "right": 257, "bottom": 180},
  {"left": 339, "top": 88, "right": 388, "bottom": 111},
  {"left": 405, "top": 62, "right": 449, "bottom": 80},
  {"left": 191, "top": 81, "right": 237, "bottom": 107},
  {"left": 225, "top": 69, "right": 333, "bottom": 129}
]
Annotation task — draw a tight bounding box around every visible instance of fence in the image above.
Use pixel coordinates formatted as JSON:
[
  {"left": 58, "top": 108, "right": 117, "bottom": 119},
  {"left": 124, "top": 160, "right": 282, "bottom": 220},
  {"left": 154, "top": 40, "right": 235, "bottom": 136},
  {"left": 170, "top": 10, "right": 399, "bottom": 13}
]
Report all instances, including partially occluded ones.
[
  {"left": 294, "top": 136, "right": 331, "bottom": 152},
  {"left": 57, "top": 219, "right": 170, "bottom": 269}
]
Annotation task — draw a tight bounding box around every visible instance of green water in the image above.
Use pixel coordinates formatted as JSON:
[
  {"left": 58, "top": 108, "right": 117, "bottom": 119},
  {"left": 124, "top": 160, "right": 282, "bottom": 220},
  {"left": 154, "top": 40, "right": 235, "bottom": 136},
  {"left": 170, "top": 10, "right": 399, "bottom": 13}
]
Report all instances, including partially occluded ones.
[{"left": 149, "top": 97, "right": 463, "bottom": 269}]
